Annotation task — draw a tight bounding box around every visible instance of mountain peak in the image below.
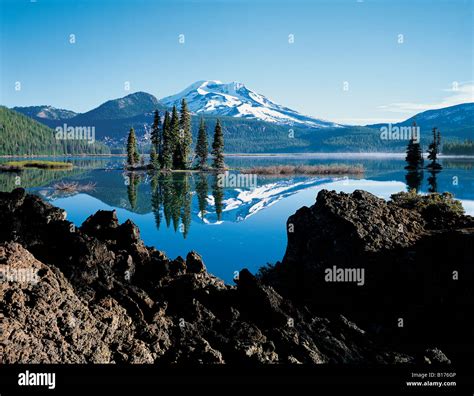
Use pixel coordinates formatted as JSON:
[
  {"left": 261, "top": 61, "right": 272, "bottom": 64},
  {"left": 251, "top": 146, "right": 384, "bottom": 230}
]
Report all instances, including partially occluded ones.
[
  {"left": 12, "top": 105, "right": 77, "bottom": 120},
  {"left": 123, "top": 91, "right": 158, "bottom": 100},
  {"left": 161, "top": 80, "right": 339, "bottom": 128},
  {"left": 78, "top": 91, "right": 162, "bottom": 120}
]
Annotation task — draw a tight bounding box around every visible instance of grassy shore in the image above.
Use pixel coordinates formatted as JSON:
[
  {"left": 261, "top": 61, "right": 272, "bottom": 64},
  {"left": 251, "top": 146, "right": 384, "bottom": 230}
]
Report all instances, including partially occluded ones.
[
  {"left": 240, "top": 164, "right": 364, "bottom": 175},
  {"left": 0, "top": 160, "right": 73, "bottom": 171}
]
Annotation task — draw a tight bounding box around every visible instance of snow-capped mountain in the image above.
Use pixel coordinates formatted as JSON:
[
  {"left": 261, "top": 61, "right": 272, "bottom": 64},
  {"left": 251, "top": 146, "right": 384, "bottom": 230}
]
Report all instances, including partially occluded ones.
[{"left": 161, "top": 80, "right": 341, "bottom": 128}]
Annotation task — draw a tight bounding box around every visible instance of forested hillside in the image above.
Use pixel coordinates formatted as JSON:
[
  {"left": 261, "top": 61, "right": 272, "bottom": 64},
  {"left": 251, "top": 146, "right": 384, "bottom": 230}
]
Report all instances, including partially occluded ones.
[
  {"left": 0, "top": 107, "right": 109, "bottom": 156},
  {"left": 443, "top": 140, "right": 474, "bottom": 155}
]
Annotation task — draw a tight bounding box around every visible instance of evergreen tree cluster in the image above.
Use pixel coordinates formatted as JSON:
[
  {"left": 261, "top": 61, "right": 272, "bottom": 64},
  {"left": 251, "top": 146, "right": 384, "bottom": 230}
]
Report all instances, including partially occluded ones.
[
  {"left": 126, "top": 99, "right": 225, "bottom": 171},
  {"left": 404, "top": 124, "right": 444, "bottom": 171},
  {"left": 404, "top": 124, "right": 445, "bottom": 193}
]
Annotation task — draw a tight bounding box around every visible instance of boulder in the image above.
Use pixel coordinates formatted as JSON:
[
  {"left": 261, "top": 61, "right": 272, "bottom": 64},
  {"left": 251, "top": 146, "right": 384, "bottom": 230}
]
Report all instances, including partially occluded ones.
[
  {"left": 186, "top": 251, "right": 206, "bottom": 273},
  {"left": 260, "top": 189, "right": 474, "bottom": 367}
]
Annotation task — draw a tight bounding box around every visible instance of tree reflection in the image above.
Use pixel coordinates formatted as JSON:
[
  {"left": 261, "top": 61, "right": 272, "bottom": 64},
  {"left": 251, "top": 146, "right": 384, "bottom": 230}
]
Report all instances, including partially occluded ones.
[
  {"left": 212, "top": 173, "right": 224, "bottom": 221},
  {"left": 196, "top": 173, "right": 209, "bottom": 219},
  {"left": 151, "top": 173, "right": 162, "bottom": 229},
  {"left": 405, "top": 169, "right": 423, "bottom": 193},
  {"left": 148, "top": 172, "right": 193, "bottom": 239},
  {"left": 127, "top": 172, "right": 140, "bottom": 210},
  {"left": 130, "top": 171, "right": 226, "bottom": 237},
  {"left": 404, "top": 162, "right": 442, "bottom": 194},
  {"left": 427, "top": 170, "right": 439, "bottom": 193}
]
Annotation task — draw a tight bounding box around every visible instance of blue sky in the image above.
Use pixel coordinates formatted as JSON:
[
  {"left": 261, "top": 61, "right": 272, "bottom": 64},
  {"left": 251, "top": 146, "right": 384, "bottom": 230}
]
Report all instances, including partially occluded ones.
[{"left": 1, "top": 0, "right": 473, "bottom": 124}]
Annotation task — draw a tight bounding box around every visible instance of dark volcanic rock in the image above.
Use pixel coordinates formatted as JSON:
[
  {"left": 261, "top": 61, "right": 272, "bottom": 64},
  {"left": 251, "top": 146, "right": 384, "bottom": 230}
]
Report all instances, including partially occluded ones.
[
  {"left": 186, "top": 251, "right": 206, "bottom": 273},
  {"left": 80, "top": 210, "right": 119, "bottom": 242},
  {"left": 259, "top": 189, "right": 474, "bottom": 367},
  {"left": 0, "top": 242, "right": 144, "bottom": 363},
  {"left": 0, "top": 188, "right": 466, "bottom": 365},
  {"left": 283, "top": 189, "right": 425, "bottom": 269}
]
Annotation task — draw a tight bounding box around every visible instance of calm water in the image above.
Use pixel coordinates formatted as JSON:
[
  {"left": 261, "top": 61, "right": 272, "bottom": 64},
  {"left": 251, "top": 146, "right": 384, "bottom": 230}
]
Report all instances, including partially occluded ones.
[{"left": 1, "top": 155, "right": 473, "bottom": 283}]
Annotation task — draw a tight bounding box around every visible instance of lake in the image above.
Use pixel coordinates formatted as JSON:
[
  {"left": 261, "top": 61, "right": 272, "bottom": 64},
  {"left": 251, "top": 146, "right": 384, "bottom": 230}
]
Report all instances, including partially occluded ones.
[{"left": 1, "top": 154, "right": 473, "bottom": 283}]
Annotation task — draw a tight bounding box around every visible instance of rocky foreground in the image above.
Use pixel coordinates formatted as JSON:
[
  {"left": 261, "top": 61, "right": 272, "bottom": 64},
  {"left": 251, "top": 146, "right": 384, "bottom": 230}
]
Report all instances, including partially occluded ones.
[{"left": 0, "top": 188, "right": 472, "bottom": 365}]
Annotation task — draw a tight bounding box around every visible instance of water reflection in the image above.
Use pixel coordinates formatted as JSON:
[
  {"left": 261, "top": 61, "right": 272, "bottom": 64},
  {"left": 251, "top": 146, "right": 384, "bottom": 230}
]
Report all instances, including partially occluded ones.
[
  {"left": 405, "top": 170, "right": 424, "bottom": 192},
  {"left": 126, "top": 172, "right": 140, "bottom": 210},
  {"left": 212, "top": 175, "right": 224, "bottom": 221},
  {"left": 404, "top": 168, "right": 440, "bottom": 193},
  {"left": 196, "top": 173, "right": 209, "bottom": 219},
  {"left": 427, "top": 170, "right": 439, "bottom": 193},
  {"left": 126, "top": 172, "right": 225, "bottom": 239}
]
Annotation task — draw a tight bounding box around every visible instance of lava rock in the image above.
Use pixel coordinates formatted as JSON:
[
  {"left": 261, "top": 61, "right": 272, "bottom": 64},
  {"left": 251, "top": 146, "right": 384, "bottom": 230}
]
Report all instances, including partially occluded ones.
[
  {"left": 1, "top": 189, "right": 465, "bottom": 365},
  {"left": 186, "top": 251, "right": 206, "bottom": 273}
]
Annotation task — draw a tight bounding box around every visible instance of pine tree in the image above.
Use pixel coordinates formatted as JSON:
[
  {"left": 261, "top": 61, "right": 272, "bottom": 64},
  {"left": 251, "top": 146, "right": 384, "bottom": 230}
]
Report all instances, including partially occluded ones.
[
  {"left": 405, "top": 138, "right": 423, "bottom": 170},
  {"left": 427, "top": 127, "right": 437, "bottom": 162},
  {"left": 150, "top": 110, "right": 162, "bottom": 168},
  {"left": 405, "top": 122, "right": 423, "bottom": 170},
  {"left": 170, "top": 106, "right": 181, "bottom": 169},
  {"left": 427, "top": 127, "right": 442, "bottom": 170},
  {"left": 176, "top": 98, "right": 192, "bottom": 169},
  {"left": 211, "top": 119, "right": 225, "bottom": 169},
  {"left": 127, "top": 127, "right": 139, "bottom": 167},
  {"left": 195, "top": 117, "right": 208, "bottom": 170},
  {"left": 162, "top": 111, "right": 173, "bottom": 169},
  {"left": 150, "top": 110, "right": 159, "bottom": 147},
  {"left": 150, "top": 145, "right": 159, "bottom": 169}
]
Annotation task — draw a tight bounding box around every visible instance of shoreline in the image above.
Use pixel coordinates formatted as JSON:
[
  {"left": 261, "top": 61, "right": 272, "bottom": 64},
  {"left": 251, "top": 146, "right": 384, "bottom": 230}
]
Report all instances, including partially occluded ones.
[
  {"left": 1, "top": 188, "right": 472, "bottom": 365},
  {"left": 2, "top": 152, "right": 474, "bottom": 159}
]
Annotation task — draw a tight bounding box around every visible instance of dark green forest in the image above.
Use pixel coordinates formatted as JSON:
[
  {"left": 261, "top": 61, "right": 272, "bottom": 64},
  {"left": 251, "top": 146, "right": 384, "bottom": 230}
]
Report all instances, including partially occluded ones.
[
  {"left": 0, "top": 107, "right": 109, "bottom": 156},
  {"left": 443, "top": 140, "right": 474, "bottom": 155}
]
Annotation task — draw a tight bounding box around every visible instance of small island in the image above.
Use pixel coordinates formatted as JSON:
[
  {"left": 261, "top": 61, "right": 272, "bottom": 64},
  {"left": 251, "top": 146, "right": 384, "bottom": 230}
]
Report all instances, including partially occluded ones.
[
  {"left": 0, "top": 160, "right": 73, "bottom": 171},
  {"left": 125, "top": 100, "right": 225, "bottom": 173}
]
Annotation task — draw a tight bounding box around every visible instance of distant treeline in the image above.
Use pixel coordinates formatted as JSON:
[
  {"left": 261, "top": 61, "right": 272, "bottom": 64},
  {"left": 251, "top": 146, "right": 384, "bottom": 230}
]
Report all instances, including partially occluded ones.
[
  {"left": 0, "top": 107, "right": 109, "bottom": 156},
  {"left": 443, "top": 140, "right": 474, "bottom": 155}
]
